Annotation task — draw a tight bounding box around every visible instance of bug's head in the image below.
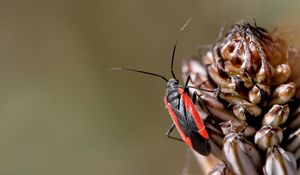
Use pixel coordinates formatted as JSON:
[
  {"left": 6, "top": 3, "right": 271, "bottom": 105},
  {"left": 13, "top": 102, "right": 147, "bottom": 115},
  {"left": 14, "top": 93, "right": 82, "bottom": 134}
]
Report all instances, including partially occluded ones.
[{"left": 166, "top": 78, "right": 179, "bottom": 88}]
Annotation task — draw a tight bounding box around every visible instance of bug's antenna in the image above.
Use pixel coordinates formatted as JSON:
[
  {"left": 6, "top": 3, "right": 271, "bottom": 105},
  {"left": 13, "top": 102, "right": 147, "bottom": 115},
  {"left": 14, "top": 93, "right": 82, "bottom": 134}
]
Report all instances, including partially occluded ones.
[
  {"left": 171, "top": 19, "right": 192, "bottom": 80},
  {"left": 111, "top": 67, "right": 168, "bottom": 82}
]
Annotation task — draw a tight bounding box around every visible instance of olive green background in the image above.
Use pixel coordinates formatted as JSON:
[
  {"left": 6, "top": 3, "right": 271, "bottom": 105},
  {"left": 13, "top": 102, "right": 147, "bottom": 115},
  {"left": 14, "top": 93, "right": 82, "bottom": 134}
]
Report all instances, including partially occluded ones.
[{"left": 0, "top": 0, "right": 299, "bottom": 174}]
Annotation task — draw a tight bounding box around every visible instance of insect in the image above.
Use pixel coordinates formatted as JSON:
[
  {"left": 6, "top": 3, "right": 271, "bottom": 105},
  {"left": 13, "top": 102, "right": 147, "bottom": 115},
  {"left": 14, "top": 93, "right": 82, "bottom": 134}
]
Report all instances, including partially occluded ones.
[{"left": 113, "top": 20, "right": 211, "bottom": 156}]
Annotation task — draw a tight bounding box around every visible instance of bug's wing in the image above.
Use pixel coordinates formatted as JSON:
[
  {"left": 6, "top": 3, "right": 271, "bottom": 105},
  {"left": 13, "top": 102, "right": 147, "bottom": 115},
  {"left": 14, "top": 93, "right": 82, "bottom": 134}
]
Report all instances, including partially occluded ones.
[
  {"left": 170, "top": 104, "right": 188, "bottom": 131},
  {"left": 190, "top": 130, "right": 211, "bottom": 156},
  {"left": 170, "top": 101, "right": 212, "bottom": 156},
  {"left": 168, "top": 103, "right": 194, "bottom": 147},
  {"left": 180, "top": 91, "right": 209, "bottom": 140},
  {"left": 170, "top": 93, "right": 203, "bottom": 137},
  {"left": 170, "top": 101, "right": 199, "bottom": 135},
  {"left": 184, "top": 105, "right": 211, "bottom": 155},
  {"left": 176, "top": 93, "right": 212, "bottom": 155}
]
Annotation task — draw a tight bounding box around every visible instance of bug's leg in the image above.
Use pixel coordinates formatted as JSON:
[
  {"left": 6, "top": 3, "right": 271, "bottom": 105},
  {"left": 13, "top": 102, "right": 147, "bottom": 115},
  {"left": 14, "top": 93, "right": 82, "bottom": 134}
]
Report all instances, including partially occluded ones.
[
  {"left": 192, "top": 91, "right": 197, "bottom": 104},
  {"left": 192, "top": 92, "right": 214, "bottom": 121},
  {"left": 166, "top": 124, "right": 184, "bottom": 142},
  {"left": 184, "top": 75, "right": 191, "bottom": 94}
]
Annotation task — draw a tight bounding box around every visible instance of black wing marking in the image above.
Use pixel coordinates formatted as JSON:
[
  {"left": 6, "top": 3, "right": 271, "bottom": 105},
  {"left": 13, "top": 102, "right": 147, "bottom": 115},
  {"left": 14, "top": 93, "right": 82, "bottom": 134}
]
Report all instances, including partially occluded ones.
[
  {"left": 170, "top": 103, "right": 187, "bottom": 129},
  {"left": 170, "top": 101, "right": 198, "bottom": 137},
  {"left": 176, "top": 92, "right": 197, "bottom": 125},
  {"left": 190, "top": 130, "right": 211, "bottom": 155},
  {"left": 174, "top": 93, "right": 188, "bottom": 123},
  {"left": 169, "top": 96, "right": 211, "bottom": 155}
]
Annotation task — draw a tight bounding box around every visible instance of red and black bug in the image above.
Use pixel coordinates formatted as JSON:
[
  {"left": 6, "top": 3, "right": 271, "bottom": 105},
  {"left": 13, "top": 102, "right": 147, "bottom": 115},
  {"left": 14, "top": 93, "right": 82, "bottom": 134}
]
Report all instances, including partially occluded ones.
[{"left": 113, "top": 20, "right": 211, "bottom": 156}]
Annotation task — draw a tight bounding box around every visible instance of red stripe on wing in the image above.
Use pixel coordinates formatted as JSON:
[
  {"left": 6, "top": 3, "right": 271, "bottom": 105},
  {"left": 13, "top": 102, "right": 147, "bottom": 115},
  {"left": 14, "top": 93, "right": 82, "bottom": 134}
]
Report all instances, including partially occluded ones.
[
  {"left": 178, "top": 88, "right": 209, "bottom": 140},
  {"left": 164, "top": 98, "right": 192, "bottom": 147}
]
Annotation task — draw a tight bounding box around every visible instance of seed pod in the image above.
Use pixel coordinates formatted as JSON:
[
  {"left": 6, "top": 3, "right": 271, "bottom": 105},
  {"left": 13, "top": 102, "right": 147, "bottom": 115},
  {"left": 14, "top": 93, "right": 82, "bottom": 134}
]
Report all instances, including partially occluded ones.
[
  {"left": 287, "top": 106, "right": 300, "bottom": 130},
  {"left": 231, "top": 75, "right": 254, "bottom": 91},
  {"left": 201, "top": 49, "right": 215, "bottom": 65},
  {"left": 232, "top": 104, "right": 248, "bottom": 121},
  {"left": 218, "top": 119, "right": 256, "bottom": 137},
  {"left": 223, "top": 133, "right": 262, "bottom": 175},
  {"left": 217, "top": 60, "right": 230, "bottom": 79},
  {"left": 264, "top": 146, "right": 297, "bottom": 175},
  {"left": 256, "top": 83, "right": 271, "bottom": 95},
  {"left": 193, "top": 150, "right": 222, "bottom": 175},
  {"left": 208, "top": 163, "right": 235, "bottom": 175},
  {"left": 219, "top": 93, "right": 262, "bottom": 117},
  {"left": 295, "top": 77, "right": 300, "bottom": 99},
  {"left": 262, "top": 104, "right": 289, "bottom": 127},
  {"left": 269, "top": 82, "right": 296, "bottom": 105},
  {"left": 205, "top": 122, "right": 224, "bottom": 161},
  {"left": 286, "top": 128, "right": 300, "bottom": 155},
  {"left": 248, "top": 85, "right": 269, "bottom": 106},
  {"left": 254, "top": 125, "right": 283, "bottom": 151},
  {"left": 219, "top": 21, "right": 274, "bottom": 84},
  {"left": 252, "top": 49, "right": 273, "bottom": 84},
  {"left": 272, "top": 63, "right": 292, "bottom": 86},
  {"left": 220, "top": 120, "right": 262, "bottom": 174},
  {"left": 206, "top": 122, "right": 224, "bottom": 148},
  {"left": 248, "top": 86, "right": 262, "bottom": 104},
  {"left": 182, "top": 58, "right": 208, "bottom": 87},
  {"left": 220, "top": 120, "right": 247, "bottom": 135},
  {"left": 223, "top": 61, "right": 241, "bottom": 75},
  {"left": 207, "top": 64, "right": 235, "bottom": 94}
]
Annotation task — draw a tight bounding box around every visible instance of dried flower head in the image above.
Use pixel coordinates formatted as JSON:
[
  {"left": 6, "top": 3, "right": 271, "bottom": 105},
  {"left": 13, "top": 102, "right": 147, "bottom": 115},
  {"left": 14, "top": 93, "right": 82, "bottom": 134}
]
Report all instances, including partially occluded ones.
[{"left": 182, "top": 20, "right": 300, "bottom": 174}]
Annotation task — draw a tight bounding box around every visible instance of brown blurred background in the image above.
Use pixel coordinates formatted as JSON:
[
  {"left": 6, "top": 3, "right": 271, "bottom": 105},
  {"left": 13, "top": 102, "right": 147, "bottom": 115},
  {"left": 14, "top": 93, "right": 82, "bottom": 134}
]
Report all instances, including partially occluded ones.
[{"left": 0, "top": 0, "right": 299, "bottom": 174}]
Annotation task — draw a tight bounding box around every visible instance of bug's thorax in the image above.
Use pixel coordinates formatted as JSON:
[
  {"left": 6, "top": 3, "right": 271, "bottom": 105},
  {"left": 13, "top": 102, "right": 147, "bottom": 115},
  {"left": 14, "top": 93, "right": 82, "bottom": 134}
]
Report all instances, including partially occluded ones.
[{"left": 165, "top": 79, "right": 183, "bottom": 105}]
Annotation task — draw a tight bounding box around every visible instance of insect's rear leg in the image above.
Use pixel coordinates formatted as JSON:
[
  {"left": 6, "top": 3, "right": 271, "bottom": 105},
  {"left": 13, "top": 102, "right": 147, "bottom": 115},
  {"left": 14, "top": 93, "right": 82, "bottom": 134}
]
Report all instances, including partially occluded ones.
[
  {"left": 184, "top": 75, "right": 212, "bottom": 95},
  {"left": 166, "top": 124, "right": 184, "bottom": 142}
]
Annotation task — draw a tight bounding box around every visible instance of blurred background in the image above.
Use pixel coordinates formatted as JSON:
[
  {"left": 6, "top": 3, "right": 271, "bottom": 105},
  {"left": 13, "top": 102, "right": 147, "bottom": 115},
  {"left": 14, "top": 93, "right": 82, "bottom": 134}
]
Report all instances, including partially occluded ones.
[{"left": 0, "top": 0, "right": 299, "bottom": 174}]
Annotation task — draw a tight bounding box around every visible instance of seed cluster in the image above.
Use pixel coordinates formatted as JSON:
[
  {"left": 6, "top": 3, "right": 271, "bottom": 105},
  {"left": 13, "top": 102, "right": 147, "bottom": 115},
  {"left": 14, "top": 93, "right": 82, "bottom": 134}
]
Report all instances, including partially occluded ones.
[{"left": 182, "top": 21, "right": 300, "bottom": 175}]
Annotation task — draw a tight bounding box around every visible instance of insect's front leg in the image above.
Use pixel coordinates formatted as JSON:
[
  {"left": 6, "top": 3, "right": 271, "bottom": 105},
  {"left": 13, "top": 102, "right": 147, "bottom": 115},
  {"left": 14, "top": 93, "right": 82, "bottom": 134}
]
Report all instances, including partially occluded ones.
[
  {"left": 184, "top": 75, "right": 191, "bottom": 94},
  {"left": 166, "top": 124, "right": 184, "bottom": 142},
  {"left": 192, "top": 91, "right": 220, "bottom": 126},
  {"left": 192, "top": 92, "right": 213, "bottom": 120}
]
